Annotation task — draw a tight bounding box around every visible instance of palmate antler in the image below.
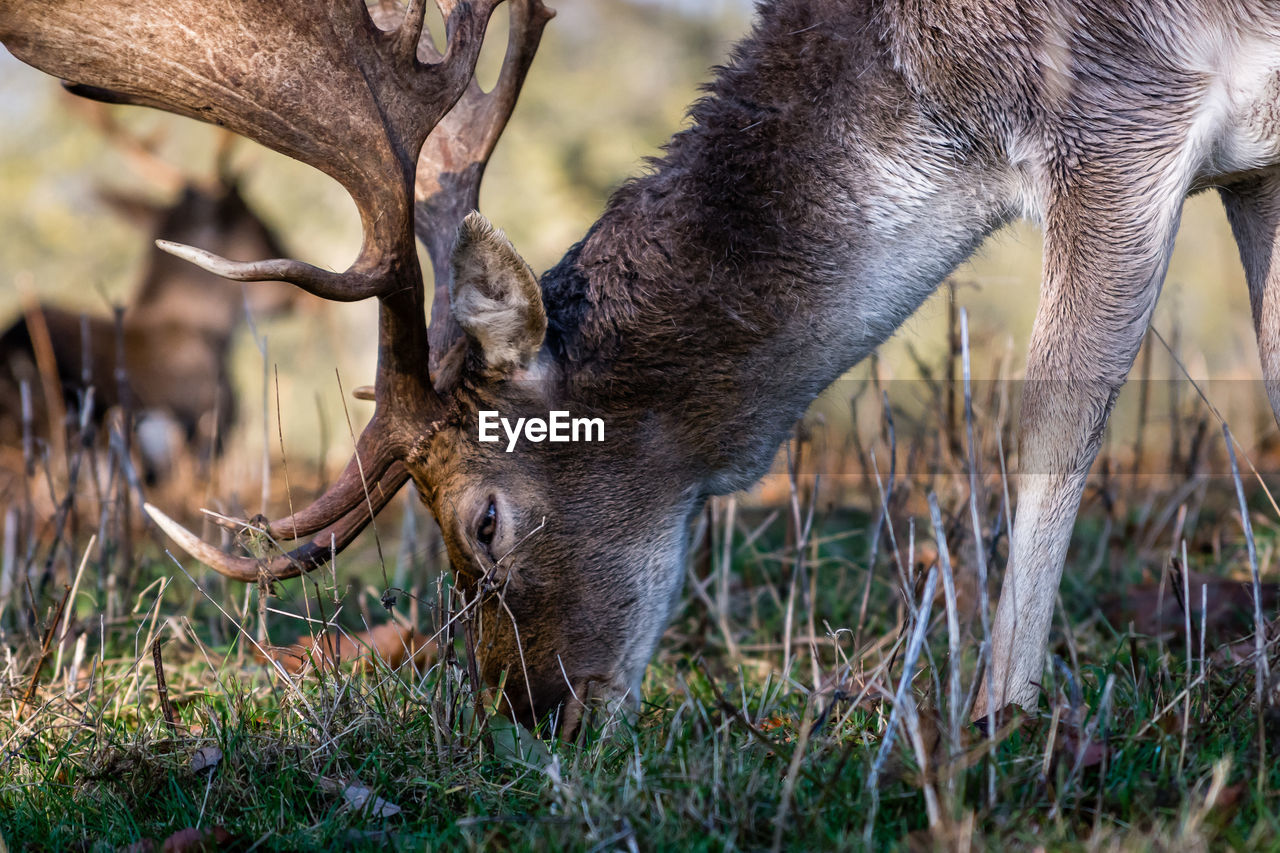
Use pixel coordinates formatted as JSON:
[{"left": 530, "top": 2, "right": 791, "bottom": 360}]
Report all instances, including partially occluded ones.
[{"left": 0, "top": 0, "right": 552, "bottom": 580}]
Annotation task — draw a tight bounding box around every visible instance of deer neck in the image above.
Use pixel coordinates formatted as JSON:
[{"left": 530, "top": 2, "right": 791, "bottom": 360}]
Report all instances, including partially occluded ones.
[{"left": 541, "top": 7, "right": 1018, "bottom": 494}]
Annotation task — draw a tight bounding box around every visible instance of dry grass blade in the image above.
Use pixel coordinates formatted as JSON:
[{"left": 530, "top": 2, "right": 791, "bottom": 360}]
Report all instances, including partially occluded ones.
[
  {"left": 1179, "top": 539, "right": 1192, "bottom": 776},
  {"left": 1223, "top": 422, "right": 1270, "bottom": 792},
  {"left": 959, "top": 307, "right": 995, "bottom": 805},
  {"left": 865, "top": 563, "right": 939, "bottom": 844},
  {"left": 928, "top": 492, "right": 962, "bottom": 810}
]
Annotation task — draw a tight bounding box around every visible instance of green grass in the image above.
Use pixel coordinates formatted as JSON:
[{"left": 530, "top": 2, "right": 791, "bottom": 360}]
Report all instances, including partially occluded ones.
[
  {"left": 5, "top": 329, "right": 1280, "bottom": 850},
  {"left": 3, "top": 484, "right": 1279, "bottom": 852}
]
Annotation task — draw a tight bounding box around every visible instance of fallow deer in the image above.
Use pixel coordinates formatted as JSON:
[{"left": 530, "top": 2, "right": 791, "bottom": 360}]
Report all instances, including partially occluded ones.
[
  {"left": 4, "top": 0, "right": 1280, "bottom": 733},
  {"left": 0, "top": 117, "right": 298, "bottom": 479}
]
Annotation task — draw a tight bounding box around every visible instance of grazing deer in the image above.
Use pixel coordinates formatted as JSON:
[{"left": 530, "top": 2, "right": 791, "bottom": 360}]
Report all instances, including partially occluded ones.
[
  {"left": 0, "top": 121, "right": 298, "bottom": 480},
  {"left": 4, "top": 0, "right": 1280, "bottom": 732}
]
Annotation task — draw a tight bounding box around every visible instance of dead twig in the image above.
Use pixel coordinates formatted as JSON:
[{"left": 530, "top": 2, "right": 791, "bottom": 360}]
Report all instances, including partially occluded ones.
[
  {"left": 153, "top": 636, "right": 178, "bottom": 733},
  {"left": 17, "top": 583, "right": 71, "bottom": 720}
]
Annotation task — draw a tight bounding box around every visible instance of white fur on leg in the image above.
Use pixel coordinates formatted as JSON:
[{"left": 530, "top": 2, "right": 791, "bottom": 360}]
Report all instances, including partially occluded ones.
[{"left": 984, "top": 471, "right": 1087, "bottom": 713}]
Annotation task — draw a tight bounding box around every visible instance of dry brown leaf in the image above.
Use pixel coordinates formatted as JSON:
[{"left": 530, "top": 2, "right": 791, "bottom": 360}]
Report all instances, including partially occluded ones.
[
  {"left": 159, "top": 826, "right": 231, "bottom": 852},
  {"left": 1051, "top": 696, "right": 1107, "bottom": 773},
  {"left": 1209, "top": 782, "right": 1248, "bottom": 823},
  {"left": 259, "top": 622, "right": 436, "bottom": 675},
  {"left": 190, "top": 746, "right": 222, "bottom": 775}
]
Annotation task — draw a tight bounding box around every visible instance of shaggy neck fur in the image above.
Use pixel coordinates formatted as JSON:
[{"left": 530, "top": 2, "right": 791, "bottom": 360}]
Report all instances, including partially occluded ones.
[{"left": 538, "top": 0, "right": 1016, "bottom": 493}]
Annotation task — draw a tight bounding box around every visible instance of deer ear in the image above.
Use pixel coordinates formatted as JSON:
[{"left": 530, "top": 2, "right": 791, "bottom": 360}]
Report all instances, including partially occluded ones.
[{"left": 449, "top": 212, "right": 546, "bottom": 375}]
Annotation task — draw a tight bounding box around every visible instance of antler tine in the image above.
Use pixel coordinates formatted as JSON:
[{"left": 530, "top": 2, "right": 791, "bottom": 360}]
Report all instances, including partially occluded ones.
[
  {"left": 417, "top": 0, "right": 556, "bottom": 247},
  {"left": 396, "top": 0, "right": 431, "bottom": 61},
  {"left": 160, "top": 0, "right": 505, "bottom": 301},
  {"left": 416, "top": 0, "right": 556, "bottom": 368},
  {"left": 146, "top": 417, "right": 411, "bottom": 576},
  {"left": 145, "top": 464, "right": 408, "bottom": 582},
  {"left": 153, "top": 240, "right": 378, "bottom": 303},
  {"left": 378, "top": 0, "right": 478, "bottom": 64},
  {"left": 205, "top": 415, "right": 403, "bottom": 541}
]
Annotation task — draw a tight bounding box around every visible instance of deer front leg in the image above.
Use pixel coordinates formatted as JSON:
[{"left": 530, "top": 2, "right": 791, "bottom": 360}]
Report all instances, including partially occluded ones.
[{"left": 979, "top": 180, "right": 1184, "bottom": 715}]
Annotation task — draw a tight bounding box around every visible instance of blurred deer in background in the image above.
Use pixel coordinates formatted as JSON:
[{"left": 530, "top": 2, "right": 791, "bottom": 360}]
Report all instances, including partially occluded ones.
[
  {"left": 5, "top": 0, "right": 1280, "bottom": 734},
  {"left": 0, "top": 106, "right": 300, "bottom": 482}
]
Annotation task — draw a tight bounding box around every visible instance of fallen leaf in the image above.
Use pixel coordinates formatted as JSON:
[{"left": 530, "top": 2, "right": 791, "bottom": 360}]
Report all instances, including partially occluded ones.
[
  {"left": 1065, "top": 737, "right": 1107, "bottom": 769},
  {"left": 190, "top": 746, "right": 222, "bottom": 775},
  {"left": 1052, "top": 699, "right": 1107, "bottom": 772},
  {"left": 260, "top": 623, "right": 436, "bottom": 675},
  {"left": 1155, "top": 710, "right": 1184, "bottom": 736},
  {"left": 488, "top": 713, "right": 554, "bottom": 769},
  {"left": 758, "top": 715, "right": 791, "bottom": 733},
  {"left": 161, "top": 829, "right": 204, "bottom": 853},
  {"left": 160, "top": 826, "right": 231, "bottom": 852},
  {"left": 317, "top": 777, "right": 402, "bottom": 818},
  {"left": 1214, "top": 781, "right": 1247, "bottom": 809}
]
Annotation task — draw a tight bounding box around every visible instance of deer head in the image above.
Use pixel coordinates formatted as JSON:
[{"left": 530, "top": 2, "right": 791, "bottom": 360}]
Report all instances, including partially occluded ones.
[{"left": 2, "top": 0, "right": 694, "bottom": 732}]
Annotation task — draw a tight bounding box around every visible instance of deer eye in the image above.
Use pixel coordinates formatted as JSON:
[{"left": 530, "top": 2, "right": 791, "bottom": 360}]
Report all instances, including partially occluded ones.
[{"left": 476, "top": 498, "right": 498, "bottom": 549}]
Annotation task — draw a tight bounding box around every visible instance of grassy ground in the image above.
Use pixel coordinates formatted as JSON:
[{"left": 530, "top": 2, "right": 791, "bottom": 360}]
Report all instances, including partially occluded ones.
[{"left": 3, "top": 333, "right": 1280, "bottom": 851}]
